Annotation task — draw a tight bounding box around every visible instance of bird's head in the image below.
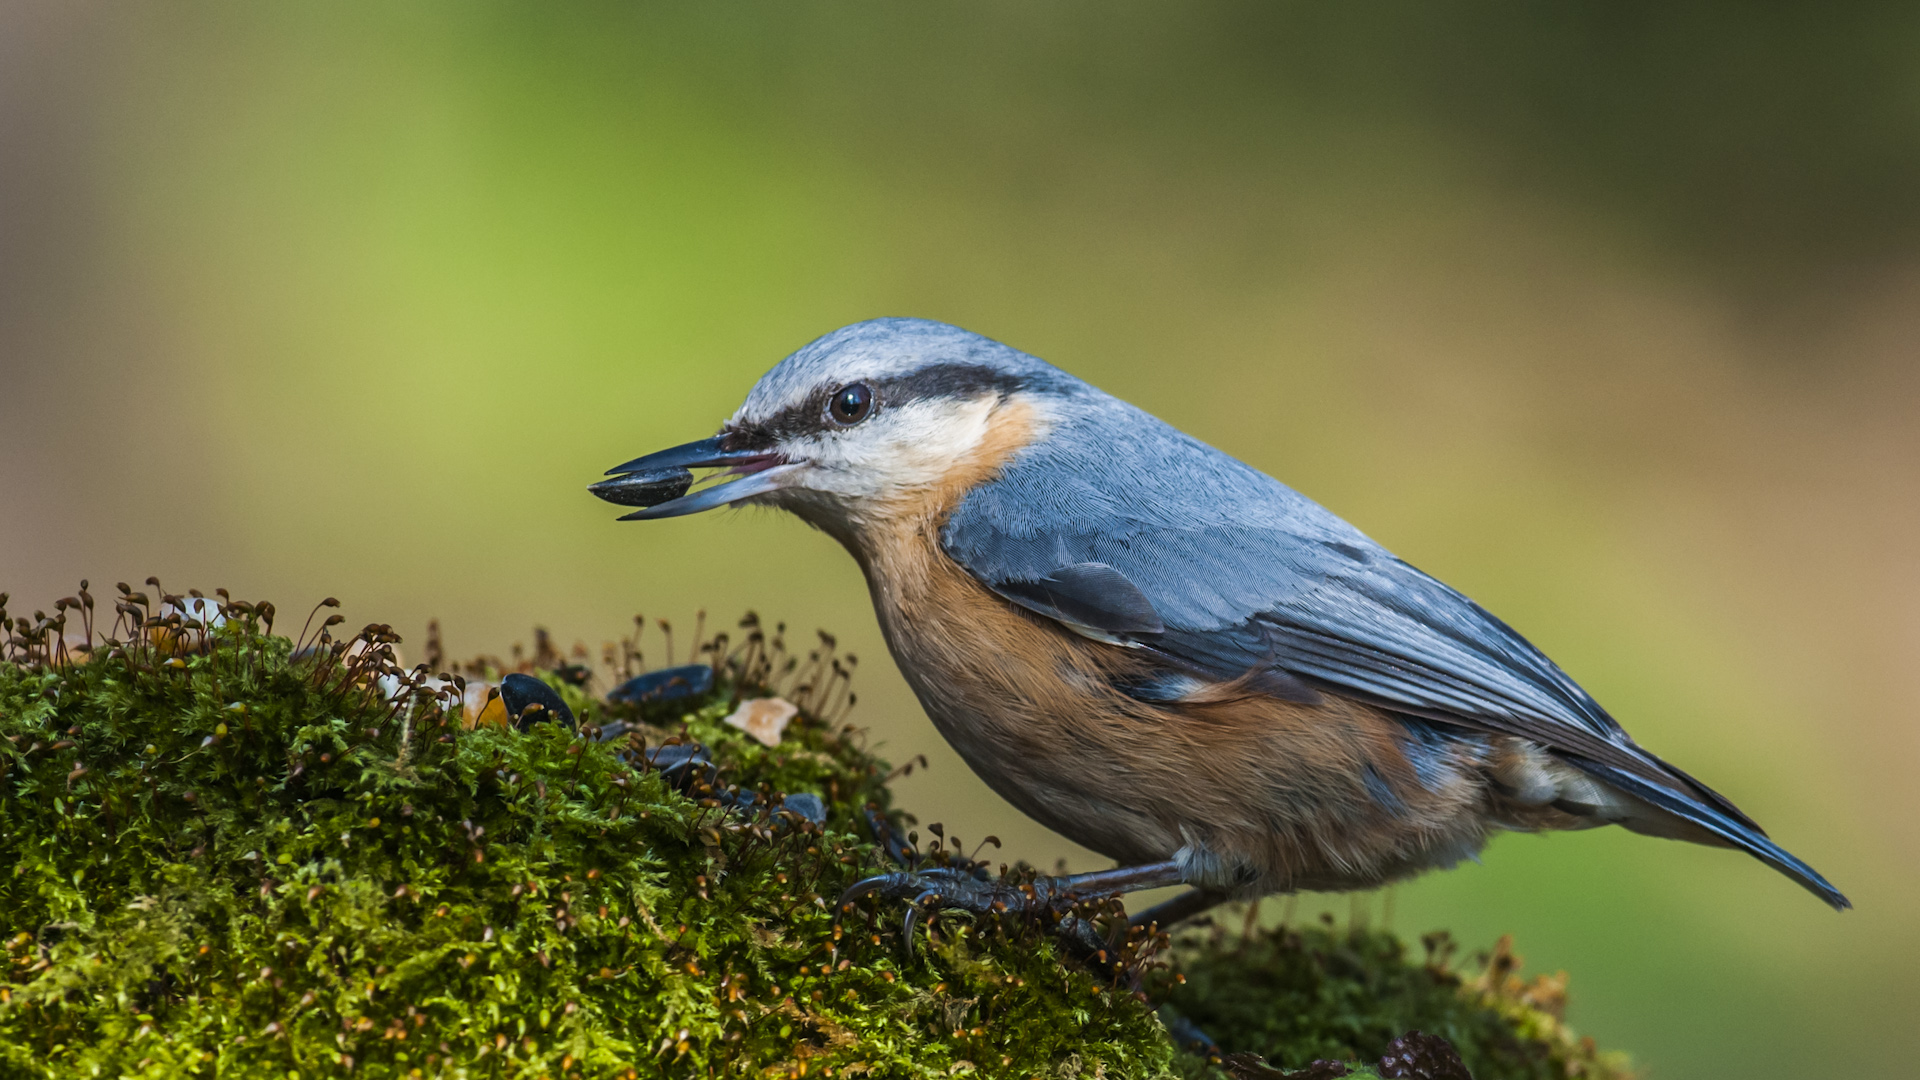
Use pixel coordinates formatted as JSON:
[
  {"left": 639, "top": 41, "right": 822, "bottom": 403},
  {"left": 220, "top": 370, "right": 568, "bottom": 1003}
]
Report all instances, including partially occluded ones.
[{"left": 592, "top": 319, "right": 1067, "bottom": 542}]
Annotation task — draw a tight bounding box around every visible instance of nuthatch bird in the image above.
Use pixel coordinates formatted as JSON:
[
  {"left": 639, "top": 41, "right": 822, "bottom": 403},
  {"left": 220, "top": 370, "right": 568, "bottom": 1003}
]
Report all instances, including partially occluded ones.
[{"left": 593, "top": 318, "right": 1848, "bottom": 923}]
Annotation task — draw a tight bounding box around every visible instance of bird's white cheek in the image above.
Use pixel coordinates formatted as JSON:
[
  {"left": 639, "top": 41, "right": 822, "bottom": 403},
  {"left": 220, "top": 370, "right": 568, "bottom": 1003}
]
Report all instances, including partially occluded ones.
[
  {"left": 796, "top": 401, "right": 999, "bottom": 501},
  {"left": 872, "top": 400, "right": 1000, "bottom": 487}
]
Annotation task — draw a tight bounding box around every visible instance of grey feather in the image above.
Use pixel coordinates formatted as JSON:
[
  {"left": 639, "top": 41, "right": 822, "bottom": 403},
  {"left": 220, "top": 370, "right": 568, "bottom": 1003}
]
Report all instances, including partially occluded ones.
[
  {"left": 938, "top": 354, "right": 1761, "bottom": 826},
  {"left": 987, "top": 561, "right": 1166, "bottom": 635}
]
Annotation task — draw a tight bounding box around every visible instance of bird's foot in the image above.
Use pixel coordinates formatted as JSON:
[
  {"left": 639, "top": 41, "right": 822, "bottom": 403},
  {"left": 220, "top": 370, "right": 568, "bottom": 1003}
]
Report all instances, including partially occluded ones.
[
  {"left": 837, "top": 868, "right": 1117, "bottom": 964},
  {"left": 835, "top": 859, "right": 1186, "bottom": 961},
  {"left": 837, "top": 866, "right": 1054, "bottom": 946}
]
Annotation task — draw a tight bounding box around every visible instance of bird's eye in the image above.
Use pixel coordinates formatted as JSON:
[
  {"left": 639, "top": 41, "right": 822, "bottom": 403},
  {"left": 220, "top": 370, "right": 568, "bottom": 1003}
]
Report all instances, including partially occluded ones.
[{"left": 828, "top": 383, "right": 873, "bottom": 425}]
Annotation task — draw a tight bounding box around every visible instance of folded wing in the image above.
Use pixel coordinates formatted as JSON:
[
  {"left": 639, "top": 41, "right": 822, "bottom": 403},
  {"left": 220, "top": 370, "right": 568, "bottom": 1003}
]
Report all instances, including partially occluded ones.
[{"left": 940, "top": 394, "right": 1846, "bottom": 908}]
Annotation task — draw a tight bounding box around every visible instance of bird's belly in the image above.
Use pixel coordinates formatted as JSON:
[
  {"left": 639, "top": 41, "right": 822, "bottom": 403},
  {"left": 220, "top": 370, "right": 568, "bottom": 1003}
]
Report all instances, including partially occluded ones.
[
  {"left": 860, "top": 532, "right": 1499, "bottom": 894},
  {"left": 862, "top": 555, "right": 1179, "bottom": 864},
  {"left": 903, "top": 660, "right": 1186, "bottom": 866}
]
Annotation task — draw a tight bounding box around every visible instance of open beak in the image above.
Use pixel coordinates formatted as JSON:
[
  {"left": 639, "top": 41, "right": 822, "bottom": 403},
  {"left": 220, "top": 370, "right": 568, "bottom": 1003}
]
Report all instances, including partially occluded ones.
[{"left": 589, "top": 435, "right": 800, "bottom": 520}]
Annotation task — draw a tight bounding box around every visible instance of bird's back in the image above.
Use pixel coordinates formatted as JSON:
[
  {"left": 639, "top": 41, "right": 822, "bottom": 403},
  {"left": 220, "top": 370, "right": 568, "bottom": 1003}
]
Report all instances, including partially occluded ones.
[{"left": 935, "top": 371, "right": 1847, "bottom": 908}]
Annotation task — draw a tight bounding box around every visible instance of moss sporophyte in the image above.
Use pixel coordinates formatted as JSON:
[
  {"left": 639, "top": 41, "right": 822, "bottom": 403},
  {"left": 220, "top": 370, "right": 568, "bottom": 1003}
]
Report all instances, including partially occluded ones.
[{"left": 0, "top": 582, "right": 1633, "bottom": 1079}]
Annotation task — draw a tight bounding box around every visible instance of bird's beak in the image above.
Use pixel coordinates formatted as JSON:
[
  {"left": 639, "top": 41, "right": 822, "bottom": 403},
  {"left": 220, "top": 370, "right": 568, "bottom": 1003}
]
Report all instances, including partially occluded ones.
[{"left": 590, "top": 435, "right": 801, "bottom": 520}]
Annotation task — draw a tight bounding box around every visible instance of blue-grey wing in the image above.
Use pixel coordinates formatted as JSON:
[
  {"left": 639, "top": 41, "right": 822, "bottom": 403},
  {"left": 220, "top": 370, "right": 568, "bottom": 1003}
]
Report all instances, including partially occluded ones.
[
  {"left": 940, "top": 395, "right": 1724, "bottom": 807},
  {"left": 940, "top": 391, "right": 1861, "bottom": 906}
]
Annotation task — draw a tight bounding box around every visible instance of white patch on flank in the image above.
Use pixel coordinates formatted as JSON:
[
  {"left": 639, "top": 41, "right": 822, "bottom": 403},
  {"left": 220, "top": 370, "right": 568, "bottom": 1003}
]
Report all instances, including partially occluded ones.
[
  {"left": 1057, "top": 620, "right": 1147, "bottom": 648},
  {"left": 1173, "top": 828, "right": 1244, "bottom": 891}
]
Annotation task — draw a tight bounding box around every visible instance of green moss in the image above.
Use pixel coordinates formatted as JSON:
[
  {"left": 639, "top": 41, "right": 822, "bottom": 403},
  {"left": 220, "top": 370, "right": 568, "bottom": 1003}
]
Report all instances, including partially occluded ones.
[
  {"left": 1161, "top": 924, "right": 1631, "bottom": 1079},
  {"left": 0, "top": 587, "right": 1633, "bottom": 1079}
]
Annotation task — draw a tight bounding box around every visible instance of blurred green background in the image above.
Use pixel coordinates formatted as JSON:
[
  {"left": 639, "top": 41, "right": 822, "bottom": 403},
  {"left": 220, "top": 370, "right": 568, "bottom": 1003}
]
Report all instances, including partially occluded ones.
[{"left": 3, "top": 3, "right": 1916, "bottom": 1075}]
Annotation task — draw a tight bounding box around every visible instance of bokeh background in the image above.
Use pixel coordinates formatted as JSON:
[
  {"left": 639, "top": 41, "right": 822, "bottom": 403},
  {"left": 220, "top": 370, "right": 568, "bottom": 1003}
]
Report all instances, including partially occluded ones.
[{"left": 4, "top": 3, "right": 1917, "bottom": 1075}]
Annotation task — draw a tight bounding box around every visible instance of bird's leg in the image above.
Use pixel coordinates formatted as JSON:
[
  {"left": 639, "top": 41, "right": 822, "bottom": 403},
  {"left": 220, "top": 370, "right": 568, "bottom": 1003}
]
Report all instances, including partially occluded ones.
[
  {"left": 841, "top": 858, "right": 1187, "bottom": 918},
  {"left": 838, "top": 851, "right": 1223, "bottom": 1050},
  {"left": 1128, "top": 887, "right": 1228, "bottom": 932},
  {"left": 837, "top": 859, "right": 1187, "bottom": 957}
]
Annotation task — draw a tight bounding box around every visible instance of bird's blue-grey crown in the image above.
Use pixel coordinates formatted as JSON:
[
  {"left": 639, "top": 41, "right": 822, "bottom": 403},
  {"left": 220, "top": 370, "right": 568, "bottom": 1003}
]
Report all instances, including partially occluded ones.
[{"left": 732, "top": 317, "right": 1076, "bottom": 430}]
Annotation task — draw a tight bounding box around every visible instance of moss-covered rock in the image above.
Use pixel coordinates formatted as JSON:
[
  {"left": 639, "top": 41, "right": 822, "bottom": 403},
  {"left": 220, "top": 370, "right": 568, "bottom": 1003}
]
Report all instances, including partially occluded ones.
[
  {"left": 0, "top": 585, "right": 1632, "bottom": 1079},
  {"left": 1162, "top": 925, "right": 1630, "bottom": 1079}
]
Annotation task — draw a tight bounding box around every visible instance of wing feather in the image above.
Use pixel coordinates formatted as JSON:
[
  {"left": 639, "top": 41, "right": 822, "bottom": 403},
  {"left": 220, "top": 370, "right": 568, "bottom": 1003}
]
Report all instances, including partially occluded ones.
[
  {"left": 921, "top": 355, "right": 1840, "bottom": 906},
  {"left": 941, "top": 394, "right": 1744, "bottom": 821}
]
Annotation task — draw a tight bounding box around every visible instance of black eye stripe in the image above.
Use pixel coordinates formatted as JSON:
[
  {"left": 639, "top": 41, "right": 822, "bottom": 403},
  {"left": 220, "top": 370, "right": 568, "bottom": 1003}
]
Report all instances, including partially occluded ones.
[
  {"left": 725, "top": 363, "right": 1030, "bottom": 447},
  {"left": 879, "top": 363, "right": 1027, "bottom": 405}
]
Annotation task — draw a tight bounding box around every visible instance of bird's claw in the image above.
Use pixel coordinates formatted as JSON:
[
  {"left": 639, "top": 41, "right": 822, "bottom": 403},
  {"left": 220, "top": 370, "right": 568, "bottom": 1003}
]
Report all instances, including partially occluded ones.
[
  {"left": 901, "top": 888, "right": 943, "bottom": 944},
  {"left": 836, "top": 867, "right": 1059, "bottom": 916},
  {"left": 835, "top": 867, "right": 1086, "bottom": 958}
]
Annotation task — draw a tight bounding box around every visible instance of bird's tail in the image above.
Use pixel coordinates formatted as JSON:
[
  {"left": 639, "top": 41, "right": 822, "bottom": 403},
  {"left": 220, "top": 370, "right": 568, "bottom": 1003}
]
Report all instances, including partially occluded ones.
[{"left": 1572, "top": 757, "right": 1851, "bottom": 911}]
